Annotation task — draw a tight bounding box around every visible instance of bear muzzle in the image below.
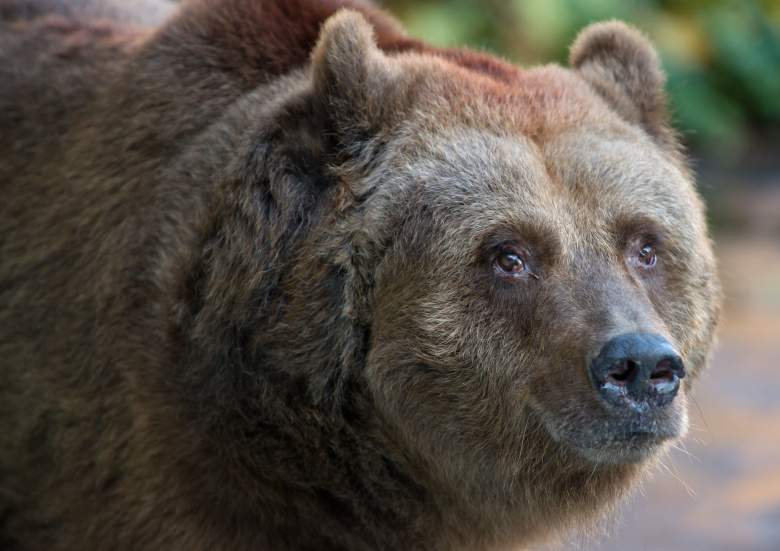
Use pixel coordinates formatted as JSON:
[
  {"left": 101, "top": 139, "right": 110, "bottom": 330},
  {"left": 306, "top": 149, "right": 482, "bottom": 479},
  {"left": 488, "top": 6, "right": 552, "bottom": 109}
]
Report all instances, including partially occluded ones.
[{"left": 589, "top": 332, "right": 685, "bottom": 413}]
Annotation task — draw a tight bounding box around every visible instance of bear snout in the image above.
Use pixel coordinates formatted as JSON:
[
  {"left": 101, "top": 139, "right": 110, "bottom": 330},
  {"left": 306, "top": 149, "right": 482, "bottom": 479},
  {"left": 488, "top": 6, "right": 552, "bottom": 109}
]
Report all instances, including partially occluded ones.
[{"left": 589, "top": 332, "right": 685, "bottom": 412}]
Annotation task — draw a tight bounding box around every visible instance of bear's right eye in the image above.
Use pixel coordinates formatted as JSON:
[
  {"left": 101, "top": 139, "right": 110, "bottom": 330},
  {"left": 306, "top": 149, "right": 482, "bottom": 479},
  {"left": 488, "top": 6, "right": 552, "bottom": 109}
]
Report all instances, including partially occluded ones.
[{"left": 493, "top": 246, "right": 537, "bottom": 280}]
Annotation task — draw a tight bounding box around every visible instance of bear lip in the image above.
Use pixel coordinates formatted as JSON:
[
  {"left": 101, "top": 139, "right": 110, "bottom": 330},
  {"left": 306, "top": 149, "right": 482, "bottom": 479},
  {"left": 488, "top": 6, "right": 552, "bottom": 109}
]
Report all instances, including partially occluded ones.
[{"left": 535, "top": 396, "right": 686, "bottom": 465}]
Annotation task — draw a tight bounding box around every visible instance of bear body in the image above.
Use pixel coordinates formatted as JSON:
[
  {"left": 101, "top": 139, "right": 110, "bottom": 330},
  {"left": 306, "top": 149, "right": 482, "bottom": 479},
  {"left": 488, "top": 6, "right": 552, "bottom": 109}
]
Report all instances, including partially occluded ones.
[{"left": 0, "top": 1, "right": 720, "bottom": 550}]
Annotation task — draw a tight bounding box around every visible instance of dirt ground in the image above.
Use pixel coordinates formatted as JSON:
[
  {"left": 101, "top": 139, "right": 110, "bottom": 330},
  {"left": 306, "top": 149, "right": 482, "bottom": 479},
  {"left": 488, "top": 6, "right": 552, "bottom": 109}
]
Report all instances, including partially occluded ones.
[{"left": 566, "top": 185, "right": 780, "bottom": 550}]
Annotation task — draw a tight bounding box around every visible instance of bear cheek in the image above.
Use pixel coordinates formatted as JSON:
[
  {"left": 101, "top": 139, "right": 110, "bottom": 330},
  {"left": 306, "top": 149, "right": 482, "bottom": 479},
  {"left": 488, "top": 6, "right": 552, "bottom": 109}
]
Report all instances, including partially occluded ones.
[{"left": 361, "top": 294, "right": 529, "bottom": 465}]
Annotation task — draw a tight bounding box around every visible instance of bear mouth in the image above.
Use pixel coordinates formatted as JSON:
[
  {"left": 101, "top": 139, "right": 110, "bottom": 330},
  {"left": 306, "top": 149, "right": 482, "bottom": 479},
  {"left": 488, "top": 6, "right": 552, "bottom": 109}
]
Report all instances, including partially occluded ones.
[
  {"left": 568, "top": 417, "right": 684, "bottom": 465},
  {"left": 537, "top": 401, "right": 688, "bottom": 466},
  {"left": 578, "top": 433, "right": 672, "bottom": 464}
]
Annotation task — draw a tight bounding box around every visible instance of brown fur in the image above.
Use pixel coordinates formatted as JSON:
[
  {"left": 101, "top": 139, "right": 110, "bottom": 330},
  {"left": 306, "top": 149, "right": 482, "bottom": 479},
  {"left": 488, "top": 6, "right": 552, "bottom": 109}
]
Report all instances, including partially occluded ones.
[{"left": 0, "top": 1, "right": 720, "bottom": 550}]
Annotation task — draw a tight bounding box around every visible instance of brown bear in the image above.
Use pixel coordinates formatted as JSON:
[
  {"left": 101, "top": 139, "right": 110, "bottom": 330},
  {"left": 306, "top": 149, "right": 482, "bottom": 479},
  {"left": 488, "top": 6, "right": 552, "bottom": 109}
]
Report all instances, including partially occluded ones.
[{"left": 0, "top": 1, "right": 720, "bottom": 549}]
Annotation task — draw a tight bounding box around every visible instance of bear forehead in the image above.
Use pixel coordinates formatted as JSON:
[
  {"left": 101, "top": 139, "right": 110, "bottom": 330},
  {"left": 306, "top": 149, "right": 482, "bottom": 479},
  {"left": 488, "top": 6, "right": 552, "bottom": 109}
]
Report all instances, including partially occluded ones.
[
  {"left": 404, "top": 60, "right": 622, "bottom": 142},
  {"left": 378, "top": 59, "right": 690, "bottom": 205},
  {"left": 392, "top": 119, "right": 696, "bottom": 256}
]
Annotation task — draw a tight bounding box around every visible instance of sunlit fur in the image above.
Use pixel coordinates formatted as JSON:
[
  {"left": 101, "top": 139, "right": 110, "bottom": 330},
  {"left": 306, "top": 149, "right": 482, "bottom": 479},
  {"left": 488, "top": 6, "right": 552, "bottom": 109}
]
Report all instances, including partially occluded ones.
[{"left": 0, "top": 1, "right": 720, "bottom": 550}]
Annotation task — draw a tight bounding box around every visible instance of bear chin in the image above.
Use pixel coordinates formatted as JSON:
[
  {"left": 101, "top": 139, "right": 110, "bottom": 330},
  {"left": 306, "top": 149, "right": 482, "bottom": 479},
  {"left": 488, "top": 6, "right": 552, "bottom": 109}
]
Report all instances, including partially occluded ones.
[
  {"left": 540, "top": 400, "right": 689, "bottom": 466},
  {"left": 573, "top": 435, "right": 674, "bottom": 465}
]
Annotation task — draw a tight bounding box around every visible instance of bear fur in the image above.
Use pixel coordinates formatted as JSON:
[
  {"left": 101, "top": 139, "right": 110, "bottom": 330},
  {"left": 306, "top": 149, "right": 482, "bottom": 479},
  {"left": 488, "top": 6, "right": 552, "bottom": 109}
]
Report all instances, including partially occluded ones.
[{"left": 0, "top": 1, "right": 720, "bottom": 550}]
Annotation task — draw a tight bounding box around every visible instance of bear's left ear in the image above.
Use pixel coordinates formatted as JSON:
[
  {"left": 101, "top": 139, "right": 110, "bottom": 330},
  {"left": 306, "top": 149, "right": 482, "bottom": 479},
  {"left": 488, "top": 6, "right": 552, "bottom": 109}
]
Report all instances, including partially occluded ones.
[{"left": 570, "top": 21, "right": 678, "bottom": 151}]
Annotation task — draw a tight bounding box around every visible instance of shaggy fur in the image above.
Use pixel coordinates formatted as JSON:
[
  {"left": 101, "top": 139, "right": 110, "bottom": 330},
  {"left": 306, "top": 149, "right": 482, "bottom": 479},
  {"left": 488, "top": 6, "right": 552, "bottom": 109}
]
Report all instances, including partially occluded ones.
[{"left": 0, "top": 1, "right": 720, "bottom": 550}]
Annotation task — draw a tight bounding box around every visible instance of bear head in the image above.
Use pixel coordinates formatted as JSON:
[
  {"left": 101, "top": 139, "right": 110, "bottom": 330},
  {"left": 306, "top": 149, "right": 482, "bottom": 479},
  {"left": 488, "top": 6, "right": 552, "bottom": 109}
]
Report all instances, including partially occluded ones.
[{"left": 161, "top": 8, "right": 721, "bottom": 547}]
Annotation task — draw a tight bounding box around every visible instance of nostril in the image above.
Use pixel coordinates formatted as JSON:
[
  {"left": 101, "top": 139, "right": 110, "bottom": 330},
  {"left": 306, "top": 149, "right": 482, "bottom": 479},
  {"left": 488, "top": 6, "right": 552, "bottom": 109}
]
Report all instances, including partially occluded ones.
[
  {"left": 649, "top": 356, "right": 685, "bottom": 396},
  {"left": 607, "top": 360, "right": 637, "bottom": 384},
  {"left": 650, "top": 359, "right": 675, "bottom": 382}
]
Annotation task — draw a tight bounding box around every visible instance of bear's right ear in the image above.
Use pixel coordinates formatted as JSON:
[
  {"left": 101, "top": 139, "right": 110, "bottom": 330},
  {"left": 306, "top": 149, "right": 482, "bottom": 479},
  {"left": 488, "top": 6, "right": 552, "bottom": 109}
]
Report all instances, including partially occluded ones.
[
  {"left": 570, "top": 21, "right": 679, "bottom": 152},
  {"left": 310, "top": 10, "right": 398, "bottom": 142}
]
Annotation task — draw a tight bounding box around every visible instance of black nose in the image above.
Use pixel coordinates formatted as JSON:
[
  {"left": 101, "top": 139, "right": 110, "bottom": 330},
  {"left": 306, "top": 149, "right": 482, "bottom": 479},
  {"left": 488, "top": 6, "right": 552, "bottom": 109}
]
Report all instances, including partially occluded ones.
[{"left": 590, "top": 333, "right": 685, "bottom": 410}]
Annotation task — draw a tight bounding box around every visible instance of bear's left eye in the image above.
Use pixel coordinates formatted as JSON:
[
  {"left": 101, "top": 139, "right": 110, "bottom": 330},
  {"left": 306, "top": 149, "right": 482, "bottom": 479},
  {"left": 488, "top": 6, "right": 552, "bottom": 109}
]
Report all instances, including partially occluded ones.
[
  {"left": 637, "top": 243, "right": 657, "bottom": 268},
  {"left": 496, "top": 251, "right": 526, "bottom": 274}
]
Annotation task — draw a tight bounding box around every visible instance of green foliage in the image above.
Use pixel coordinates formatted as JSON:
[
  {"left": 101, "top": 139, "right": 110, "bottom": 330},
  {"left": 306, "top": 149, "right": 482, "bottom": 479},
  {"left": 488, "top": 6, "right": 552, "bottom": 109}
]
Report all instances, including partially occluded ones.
[{"left": 383, "top": 0, "right": 780, "bottom": 153}]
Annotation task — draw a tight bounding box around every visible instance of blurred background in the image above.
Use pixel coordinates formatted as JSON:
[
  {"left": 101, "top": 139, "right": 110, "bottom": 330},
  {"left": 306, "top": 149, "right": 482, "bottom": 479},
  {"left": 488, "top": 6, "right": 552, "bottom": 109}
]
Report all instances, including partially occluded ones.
[{"left": 380, "top": 1, "right": 780, "bottom": 549}]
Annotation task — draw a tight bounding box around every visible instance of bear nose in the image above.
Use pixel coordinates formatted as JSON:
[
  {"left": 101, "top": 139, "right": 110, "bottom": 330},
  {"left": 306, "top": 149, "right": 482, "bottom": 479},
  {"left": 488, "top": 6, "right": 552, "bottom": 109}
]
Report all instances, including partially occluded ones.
[{"left": 589, "top": 333, "right": 685, "bottom": 410}]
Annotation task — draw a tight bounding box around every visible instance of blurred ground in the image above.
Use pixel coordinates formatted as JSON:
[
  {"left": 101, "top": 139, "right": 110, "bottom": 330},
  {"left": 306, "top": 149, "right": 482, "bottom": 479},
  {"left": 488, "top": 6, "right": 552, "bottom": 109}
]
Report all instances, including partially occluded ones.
[{"left": 563, "top": 172, "right": 780, "bottom": 550}]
